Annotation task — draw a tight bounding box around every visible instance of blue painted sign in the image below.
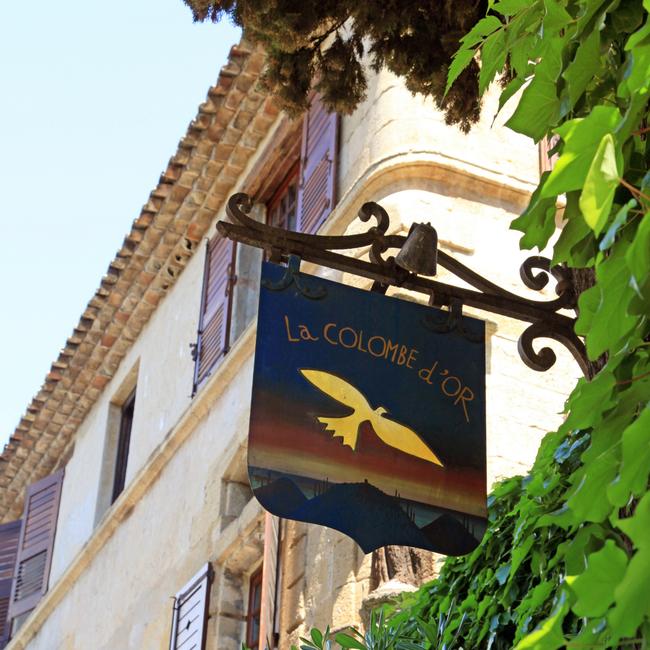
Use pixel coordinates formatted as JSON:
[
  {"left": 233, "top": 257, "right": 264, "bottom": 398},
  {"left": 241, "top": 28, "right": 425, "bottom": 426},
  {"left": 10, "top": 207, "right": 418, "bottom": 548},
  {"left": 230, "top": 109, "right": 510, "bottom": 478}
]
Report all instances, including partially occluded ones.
[{"left": 248, "top": 261, "right": 487, "bottom": 555}]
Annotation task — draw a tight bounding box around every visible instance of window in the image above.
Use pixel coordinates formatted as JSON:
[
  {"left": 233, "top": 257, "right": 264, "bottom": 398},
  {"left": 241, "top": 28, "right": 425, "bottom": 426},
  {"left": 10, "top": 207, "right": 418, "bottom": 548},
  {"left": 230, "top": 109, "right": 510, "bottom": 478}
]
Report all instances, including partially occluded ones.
[
  {"left": 169, "top": 564, "right": 212, "bottom": 650},
  {"left": 267, "top": 167, "right": 298, "bottom": 230},
  {"left": 246, "top": 567, "right": 263, "bottom": 649},
  {"left": 111, "top": 388, "right": 136, "bottom": 503},
  {"left": 95, "top": 366, "right": 138, "bottom": 523},
  {"left": 192, "top": 94, "right": 339, "bottom": 393}
]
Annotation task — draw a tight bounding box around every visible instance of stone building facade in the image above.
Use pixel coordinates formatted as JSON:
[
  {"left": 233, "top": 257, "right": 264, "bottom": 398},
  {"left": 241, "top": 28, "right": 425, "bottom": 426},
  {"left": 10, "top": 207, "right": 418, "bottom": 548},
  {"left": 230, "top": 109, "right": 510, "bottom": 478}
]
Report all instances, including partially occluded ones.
[{"left": 0, "top": 38, "right": 578, "bottom": 650}]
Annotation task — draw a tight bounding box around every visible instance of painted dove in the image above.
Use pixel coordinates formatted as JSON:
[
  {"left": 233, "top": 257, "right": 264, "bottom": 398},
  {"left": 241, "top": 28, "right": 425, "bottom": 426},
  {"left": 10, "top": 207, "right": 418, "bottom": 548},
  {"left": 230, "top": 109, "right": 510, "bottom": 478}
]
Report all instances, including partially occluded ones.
[{"left": 300, "top": 368, "right": 444, "bottom": 467}]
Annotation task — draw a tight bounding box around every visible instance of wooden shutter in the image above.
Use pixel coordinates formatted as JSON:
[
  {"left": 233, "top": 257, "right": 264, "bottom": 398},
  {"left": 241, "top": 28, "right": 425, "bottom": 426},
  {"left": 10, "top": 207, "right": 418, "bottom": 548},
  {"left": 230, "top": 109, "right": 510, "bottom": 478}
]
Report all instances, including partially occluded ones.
[
  {"left": 296, "top": 95, "right": 339, "bottom": 234},
  {"left": 539, "top": 134, "right": 560, "bottom": 174},
  {"left": 258, "top": 514, "right": 281, "bottom": 650},
  {"left": 0, "top": 520, "right": 21, "bottom": 648},
  {"left": 169, "top": 563, "right": 213, "bottom": 650},
  {"left": 193, "top": 235, "right": 237, "bottom": 392},
  {"left": 8, "top": 470, "right": 64, "bottom": 624}
]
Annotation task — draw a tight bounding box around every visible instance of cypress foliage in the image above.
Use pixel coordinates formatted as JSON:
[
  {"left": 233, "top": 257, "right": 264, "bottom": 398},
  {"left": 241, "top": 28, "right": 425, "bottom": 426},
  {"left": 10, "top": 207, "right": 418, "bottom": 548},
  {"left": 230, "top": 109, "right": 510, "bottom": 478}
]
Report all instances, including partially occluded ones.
[{"left": 183, "top": 0, "right": 486, "bottom": 131}]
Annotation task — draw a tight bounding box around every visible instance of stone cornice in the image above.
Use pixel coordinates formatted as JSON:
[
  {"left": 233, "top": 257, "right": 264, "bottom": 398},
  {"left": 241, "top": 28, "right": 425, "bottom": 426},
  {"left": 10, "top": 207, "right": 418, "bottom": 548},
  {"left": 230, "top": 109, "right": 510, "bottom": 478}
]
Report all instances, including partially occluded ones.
[{"left": 0, "top": 38, "right": 278, "bottom": 522}]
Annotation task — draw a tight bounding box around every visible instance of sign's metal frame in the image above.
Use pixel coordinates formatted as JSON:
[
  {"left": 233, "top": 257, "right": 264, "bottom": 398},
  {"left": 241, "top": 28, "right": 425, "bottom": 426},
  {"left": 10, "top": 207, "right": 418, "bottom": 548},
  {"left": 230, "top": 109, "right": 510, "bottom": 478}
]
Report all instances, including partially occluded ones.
[{"left": 218, "top": 193, "right": 589, "bottom": 377}]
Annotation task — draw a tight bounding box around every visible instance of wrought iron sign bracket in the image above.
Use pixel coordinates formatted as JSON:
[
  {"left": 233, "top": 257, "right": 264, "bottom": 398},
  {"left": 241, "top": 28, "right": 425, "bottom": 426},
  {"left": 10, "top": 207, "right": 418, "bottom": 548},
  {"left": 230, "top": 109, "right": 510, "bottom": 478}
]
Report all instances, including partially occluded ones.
[{"left": 217, "top": 193, "right": 589, "bottom": 377}]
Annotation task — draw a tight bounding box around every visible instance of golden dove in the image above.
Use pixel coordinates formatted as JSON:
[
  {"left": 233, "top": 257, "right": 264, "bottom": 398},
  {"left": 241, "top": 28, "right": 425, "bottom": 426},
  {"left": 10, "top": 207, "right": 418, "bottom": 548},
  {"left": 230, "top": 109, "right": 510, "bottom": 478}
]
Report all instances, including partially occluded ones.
[{"left": 300, "top": 369, "right": 444, "bottom": 467}]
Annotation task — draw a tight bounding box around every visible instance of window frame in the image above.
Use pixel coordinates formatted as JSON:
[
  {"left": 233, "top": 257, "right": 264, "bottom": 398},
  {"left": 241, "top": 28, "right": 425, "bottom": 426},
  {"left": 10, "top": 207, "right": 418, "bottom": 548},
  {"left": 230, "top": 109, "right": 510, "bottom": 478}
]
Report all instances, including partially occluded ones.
[
  {"left": 266, "top": 163, "right": 300, "bottom": 231},
  {"left": 111, "top": 388, "right": 136, "bottom": 503},
  {"left": 245, "top": 566, "right": 263, "bottom": 649}
]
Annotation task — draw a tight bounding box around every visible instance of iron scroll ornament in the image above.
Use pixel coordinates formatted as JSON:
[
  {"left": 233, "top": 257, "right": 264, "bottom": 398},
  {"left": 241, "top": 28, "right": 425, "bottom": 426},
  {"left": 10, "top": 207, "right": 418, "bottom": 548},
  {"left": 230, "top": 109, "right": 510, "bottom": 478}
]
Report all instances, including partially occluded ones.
[{"left": 218, "top": 193, "right": 589, "bottom": 377}]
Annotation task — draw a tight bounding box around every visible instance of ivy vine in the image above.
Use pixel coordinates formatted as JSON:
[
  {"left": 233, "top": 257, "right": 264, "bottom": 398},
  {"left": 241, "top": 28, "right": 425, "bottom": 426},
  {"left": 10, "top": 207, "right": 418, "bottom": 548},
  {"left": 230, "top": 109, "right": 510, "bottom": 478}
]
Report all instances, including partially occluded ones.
[{"left": 427, "top": 0, "right": 650, "bottom": 646}]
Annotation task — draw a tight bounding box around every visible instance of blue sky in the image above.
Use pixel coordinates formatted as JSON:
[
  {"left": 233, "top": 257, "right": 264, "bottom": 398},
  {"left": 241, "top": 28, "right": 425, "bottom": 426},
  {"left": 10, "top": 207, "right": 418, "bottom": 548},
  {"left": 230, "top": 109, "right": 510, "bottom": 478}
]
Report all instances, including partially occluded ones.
[{"left": 0, "top": 2, "right": 241, "bottom": 446}]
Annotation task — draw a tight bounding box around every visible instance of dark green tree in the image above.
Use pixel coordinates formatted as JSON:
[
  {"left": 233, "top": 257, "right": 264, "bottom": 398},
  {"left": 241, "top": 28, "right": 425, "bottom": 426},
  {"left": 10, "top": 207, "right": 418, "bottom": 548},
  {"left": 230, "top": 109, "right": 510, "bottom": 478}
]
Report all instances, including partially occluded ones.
[
  {"left": 186, "top": 0, "right": 650, "bottom": 647},
  {"left": 184, "top": 0, "right": 486, "bottom": 130}
]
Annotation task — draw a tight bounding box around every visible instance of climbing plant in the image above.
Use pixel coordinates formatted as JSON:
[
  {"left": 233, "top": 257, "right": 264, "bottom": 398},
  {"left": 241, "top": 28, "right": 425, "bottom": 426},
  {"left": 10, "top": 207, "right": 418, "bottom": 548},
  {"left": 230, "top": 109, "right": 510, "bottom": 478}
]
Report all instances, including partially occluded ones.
[{"left": 418, "top": 1, "right": 650, "bottom": 647}]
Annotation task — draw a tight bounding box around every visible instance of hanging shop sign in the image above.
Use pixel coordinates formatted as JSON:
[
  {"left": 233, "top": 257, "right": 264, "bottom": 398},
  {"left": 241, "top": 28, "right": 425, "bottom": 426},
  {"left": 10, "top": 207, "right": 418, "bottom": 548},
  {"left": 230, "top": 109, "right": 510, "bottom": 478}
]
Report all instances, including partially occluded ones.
[{"left": 248, "top": 260, "right": 487, "bottom": 556}]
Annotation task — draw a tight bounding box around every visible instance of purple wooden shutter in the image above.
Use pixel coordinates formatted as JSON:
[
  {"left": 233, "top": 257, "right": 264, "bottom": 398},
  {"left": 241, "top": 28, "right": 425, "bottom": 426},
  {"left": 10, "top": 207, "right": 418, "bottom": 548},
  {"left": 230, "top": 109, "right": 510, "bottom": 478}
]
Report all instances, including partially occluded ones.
[
  {"left": 296, "top": 95, "right": 339, "bottom": 234},
  {"left": 258, "top": 514, "right": 281, "bottom": 649},
  {"left": 8, "top": 470, "right": 64, "bottom": 624},
  {"left": 539, "top": 134, "right": 560, "bottom": 174},
  {"left": 193, "top": 235, "right": 237, "bottom": 392},
  {"left": 169, "top": 563, "right": 213, "bottom": 650},
  {"left": 0, "top": 520, "right": 21, "bottom": 648}
]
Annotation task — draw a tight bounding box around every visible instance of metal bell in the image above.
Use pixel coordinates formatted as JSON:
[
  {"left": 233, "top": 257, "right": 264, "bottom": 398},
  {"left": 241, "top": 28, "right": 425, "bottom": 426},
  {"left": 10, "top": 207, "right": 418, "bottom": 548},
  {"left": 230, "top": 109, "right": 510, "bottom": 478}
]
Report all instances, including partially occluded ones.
[{"left": 395, "top": 222, "right": 438, "bottom": 276}]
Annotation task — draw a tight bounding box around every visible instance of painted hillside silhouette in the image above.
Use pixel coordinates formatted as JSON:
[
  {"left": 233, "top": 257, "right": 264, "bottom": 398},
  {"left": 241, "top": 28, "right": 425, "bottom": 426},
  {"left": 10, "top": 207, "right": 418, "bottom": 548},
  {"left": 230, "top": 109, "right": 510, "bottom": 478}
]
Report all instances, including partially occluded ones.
[{"left": 254, "top": 475, "right": 481, "bottom": 555}]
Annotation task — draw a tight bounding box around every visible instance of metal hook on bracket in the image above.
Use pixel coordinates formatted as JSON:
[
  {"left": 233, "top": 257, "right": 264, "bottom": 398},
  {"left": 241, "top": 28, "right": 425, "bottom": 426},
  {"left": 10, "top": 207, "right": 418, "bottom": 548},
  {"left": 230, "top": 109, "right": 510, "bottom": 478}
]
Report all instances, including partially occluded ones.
[
  {"left": 370, "top": 281, "right": 389, "bottom": 295},
  {"left": 422, "top": 299, "right": 484, "bottom": 343},
  {"left": 262, "top": 255, "right": 328, "bottom": 300}
]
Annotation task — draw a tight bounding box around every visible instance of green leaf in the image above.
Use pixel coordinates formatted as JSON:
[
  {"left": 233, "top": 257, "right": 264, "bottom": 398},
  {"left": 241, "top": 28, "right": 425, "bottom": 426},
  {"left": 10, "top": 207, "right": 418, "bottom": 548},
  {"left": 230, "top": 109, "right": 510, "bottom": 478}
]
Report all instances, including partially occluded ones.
[
  {"left": 625, "top": 14, "right": 650, "bottom": 51},
  {"left": 495, "top": 563, "right": 511, "bottom": 585},
  {"left": 626, "top": 213, "right": 650, "bottom": 289},
  {"left": 479, "top": 29, "right": 507, "bottom": 95},
  {"left": 562, "top": 28, "right": 601, "bottom": 109},
  {"left": 542, "top": 106, "right": 622, "bottom": 197},
  {"left": 616, "top": 85, "right": 650, "bottom": 141},
  {"left": 564, "top": 445, "right": 620, "bottom": 523},
  {"left": 518, "top": 580, "right": 555, "bottom": 616},
  {"left": 566, "top": 540, "right": 628, "bottom": 617},
  {"left": 620, "top": 39, "right": 650, "bottom": 97},
  {"left": 310, "top": 628, "right": 323, "bottom": 647},
  {"left": 510, "top": 534, "right": 536, "bottom": 579},
  {"left": 552, "top": 192, "right": 596, "bottom": 266},
  {"left": 607, "top": 406, "right": 650, "bottom": 506},
  {"left": 505, "top": 31, "right": 568, "bottom": 140},
  {"left": 563, "top": 524, "right": 606, "bottom": 574},
  {"left": 515, "top": 591, "right": 568, "bottom": 649},
  {"left": 498, "top": 75, "right": 526, "bottom": 112},
  {"left": 333, "top": 633, "right": 365, "bottom": 649},
  {"left": 460, "top": 15, "right": 503, "bottom": 48},
  {"left": 396, "top": 642, "right": 427, "bottom": 650},
  {"left": 617, "top": 491, "right": 650, "bottom": 549},
  {"left": 561, "top": 371, "right": 616, "bottom": 431},
  {"left": 509, "top": 36, "right": 536, "bottom": 76},
  {"left": 575, "top": 249, "right": 638, "bottom": 359},
  {"left": 492, "top": 0, "right": 533, "bottom": 16},
  {"left": 534, "top": 31, "right": 566, "bottom": 82},
  {"left": 511, "top": 173, "right": 558, "bottom": 250},
  {"left": 415, "top": 617, "right": 438, "bottom": 644},
  {"left": 600, "top": 199, "right": 637, "bottom": 251},
  {"left": 542, "top": 0, "right": 572, "bottom": 31},
  {"left": 608, "top": 547, "right": 650, "bottom": 639},
  {"left": 445, "top": 48, "right": 476, "bottom": 96},
  {"left": 506, "top": 77, "right": 560, "bottom": 141},
  {"left": 574, "top": 0, "right": 611, "bottom": 39},
  {"left": 579, "top": 134, "right": 622, "bottom": 234}
]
